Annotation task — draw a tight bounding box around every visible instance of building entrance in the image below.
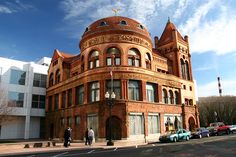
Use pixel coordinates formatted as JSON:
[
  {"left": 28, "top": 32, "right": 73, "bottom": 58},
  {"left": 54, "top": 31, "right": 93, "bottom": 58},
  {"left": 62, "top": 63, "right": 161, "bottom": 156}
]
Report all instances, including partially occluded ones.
[
  {"left": 188, "top": 117, "right": 195, "bottom": 131},
  {"left": 106, "top": 116, "right": 122, "bottom": 140}
]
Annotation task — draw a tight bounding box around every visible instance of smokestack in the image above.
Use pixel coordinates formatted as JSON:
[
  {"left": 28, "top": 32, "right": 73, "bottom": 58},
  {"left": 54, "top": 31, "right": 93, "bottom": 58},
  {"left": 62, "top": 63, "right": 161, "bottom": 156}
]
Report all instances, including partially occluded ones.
[
  {"left": 154, "top": 36, "right": 158, "bottom": 49},
  {"left": 217, "top": 77, "right": 222, "bottom": 96}
]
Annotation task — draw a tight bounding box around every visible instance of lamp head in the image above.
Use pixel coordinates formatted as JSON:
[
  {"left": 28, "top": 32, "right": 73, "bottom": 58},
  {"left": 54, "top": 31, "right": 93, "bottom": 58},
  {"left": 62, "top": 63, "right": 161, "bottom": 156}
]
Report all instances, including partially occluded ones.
[{"left": 105, "top": 91, "right": 110, "bottom": 99}]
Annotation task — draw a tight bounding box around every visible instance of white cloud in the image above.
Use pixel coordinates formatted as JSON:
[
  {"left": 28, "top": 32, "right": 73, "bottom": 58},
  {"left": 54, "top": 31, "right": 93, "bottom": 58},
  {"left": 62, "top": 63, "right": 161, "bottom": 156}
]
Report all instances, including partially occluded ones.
[
  {"left": 197, "top": 79, "right": 236, "bottom": 97},
  {"left": 179, "top": 0, "right": 236, "bottom": 55},
  {"left": 0, "top": 1, "right": 34, "bottom": 14},
  {"left": 0, "top": 5, "right": 15, "bottom": 13},
  {"left": 60, "top": 0, "right": 159, "bottom": 26},
  {"left": 173, "top": 0, "right": 193, "bottom": 19},
  {"left": 159, "top": 0, "right": 177, "bottom": 9},
  {"left": 193, "top": 65, "right": 215, "bottom": 72}
]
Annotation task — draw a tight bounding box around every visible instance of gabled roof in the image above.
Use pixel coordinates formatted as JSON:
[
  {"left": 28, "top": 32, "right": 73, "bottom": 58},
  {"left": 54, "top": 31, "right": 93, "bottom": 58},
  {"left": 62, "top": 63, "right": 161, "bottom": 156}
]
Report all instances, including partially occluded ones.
[
  {"left": 158, "top": 19, "right": 185, "bottom": 46},
  {"left": 51, "top": 49, "right": 75, "bottom": 62}
]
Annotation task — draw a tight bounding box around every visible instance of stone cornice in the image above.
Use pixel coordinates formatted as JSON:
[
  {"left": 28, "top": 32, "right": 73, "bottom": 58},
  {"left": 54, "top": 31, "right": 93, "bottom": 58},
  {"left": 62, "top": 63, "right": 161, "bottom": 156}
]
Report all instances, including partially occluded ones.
[{"left": 80, "top": 34, "right": 152, "bottom": 52}]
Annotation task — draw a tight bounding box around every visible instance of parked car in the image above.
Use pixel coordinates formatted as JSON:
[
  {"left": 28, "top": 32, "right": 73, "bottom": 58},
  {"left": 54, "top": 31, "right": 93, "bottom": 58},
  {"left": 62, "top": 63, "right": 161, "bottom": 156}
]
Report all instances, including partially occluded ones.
[
  {"left": 159, "top": 129, "right": 191, "bottom": 142},
  {"left": 191, "top": 127, "right": 210, "bottom": 138},
  {"left": 229, "top": 125, "right": 236, "bottom": 133},
  {"left": 207, "top": 122, "right": 231, "bottom": 136}
]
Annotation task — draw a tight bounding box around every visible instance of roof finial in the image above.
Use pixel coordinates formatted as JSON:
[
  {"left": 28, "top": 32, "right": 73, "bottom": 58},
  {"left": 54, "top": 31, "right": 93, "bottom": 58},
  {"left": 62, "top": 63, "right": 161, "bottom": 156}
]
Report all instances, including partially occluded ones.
[
  {"left": 112, "top": 8, "right": 121, "bottom": 16},
  {"left": 168, "top": 17, "right": 170, "bottom": 23}
]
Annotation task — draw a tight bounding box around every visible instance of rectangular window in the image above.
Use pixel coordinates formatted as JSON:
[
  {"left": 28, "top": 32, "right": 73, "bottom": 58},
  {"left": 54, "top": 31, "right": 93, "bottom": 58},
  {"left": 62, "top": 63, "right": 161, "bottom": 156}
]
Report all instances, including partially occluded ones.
[
  {"left": 95, "top": 59, "right": 99, "bottom": 68},
  {"left": 75, "top": 116, "right": 80, "bottom": 125},
  {"left": 89, "top": 61, "right": 93, "bottom": 69},
  {"left": 33, "top": 73, "right": 47, "bottom": 88},
  {"left": 62, "top": 92, "right": 66, "bottom": 108},
  {"left": 54, "top": 94, "right": 59, "bottom": 110},
  {"left": 10, "top": 69, "right": 26, "bottom": 85},
  {"left": 148, "top": 114, "right": 160, "bottom": 134},
  {"left": 68, "top": 89, "right": 72, "bottom": 107},
  {"left": 90, "top": 82, "right": 100, "bottom": 102},
  {"left": 106, "top": 58, "right": 112, "bottom": 66},
  {"left": 128, "top": 80, "right": 140, "bottom": 101},
  {"left": 128, "top": 58, "right": 133, "bottom": 66},
  {"left": 106, "top": 80, "right": 121, "bottom": 99},
  {"left": 164, "top": 115, "right": 183, "bottom": 132},
  {"left": 146, "top": 83, "right": 156, "bottom": 102},
  {"left": 135, "top": 59, "right": 140, "bottom": 67},
  {"left": 48, "top": 96, "right": 52, "bottom": 111},
  {"left": 115, "top": 58, "right": 121, "bottom": 65},
  {"left": 60, "top": 118, "right": 65, "bottom": 126},
  {"left": 68, "top": 117, "right": 72, "bottom": 126},
  {"left": 129, "top": 114, "right": 144, "bottom": 135},
  {"left": 8, "top": 92, "right": 24, "bottom": 107},
  {"left": 32, "top": 94, "right": 45, "bottom": 108},
  {"left": 76, "top": 85, "right": 84, "bottom": 105}
]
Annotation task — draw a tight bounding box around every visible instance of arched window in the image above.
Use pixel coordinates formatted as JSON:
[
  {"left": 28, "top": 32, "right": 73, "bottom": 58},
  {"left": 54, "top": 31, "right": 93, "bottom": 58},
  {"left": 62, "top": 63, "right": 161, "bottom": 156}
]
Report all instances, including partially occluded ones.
[
  {"left": 185, "top": 61, "right": 190, "bottom": 80},
  {"left": 174, "top": 91, "right": 179, "bottom": 104},
  {"left": 168, "top": 90, "right": 174, "bottom": 104},
  {"left": 128, "top": 48, "right": 140, "bottom": 67},
  {"left": 81, "top": 55, "right": 84, "bottom": 72},
  {"left": 106, "top": 47, "right": 121, "bottom": 66},
  {"left": 88, "top": 50, "right": 99, "bottom": 69},
  {"left": 100, "top": 21, "right": 107, "bottom": 26},
  {"left": 145, "top": 53, "right": 151, "bottom": 69},
  {"left": 120, "top": 20, "right": 127, "bottom": 25},
  {"left": 181, "top": 59, "right": 186, "bottom": 79},
  {"left": 162, "top": 89, "right": 168, "bottom": 104},
  {"left": 49, "top": 73, "right": 53, "bottom": 87},
  {"left": 55, "top": 69, "right": 60, "bottom": 84}
]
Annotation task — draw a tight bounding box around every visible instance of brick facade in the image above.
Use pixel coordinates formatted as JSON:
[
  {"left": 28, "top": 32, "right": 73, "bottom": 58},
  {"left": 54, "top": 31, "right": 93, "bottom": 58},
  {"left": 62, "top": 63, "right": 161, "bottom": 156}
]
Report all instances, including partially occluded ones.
[{"left": 45, "top": 16, "right": 199, "bottom": 142}]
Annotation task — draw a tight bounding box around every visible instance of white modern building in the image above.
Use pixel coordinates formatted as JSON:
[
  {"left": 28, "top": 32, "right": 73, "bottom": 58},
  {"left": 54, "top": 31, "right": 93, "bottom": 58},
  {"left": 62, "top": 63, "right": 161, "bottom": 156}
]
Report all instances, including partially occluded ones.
[{"left": 0, "top": 57, "right": 51, "bottom": 139}]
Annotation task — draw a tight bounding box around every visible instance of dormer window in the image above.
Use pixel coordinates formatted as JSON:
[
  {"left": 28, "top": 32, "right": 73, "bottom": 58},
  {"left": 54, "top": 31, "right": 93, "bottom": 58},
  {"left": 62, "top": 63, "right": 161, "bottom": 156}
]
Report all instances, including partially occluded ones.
[
  {"left": 120, "top": 20, "right": 127, "bottom": 25},
  {"left": 139, "top": 24, "right": 144, "bottom": 30},
  {"left": 85, "top": 27, "right": 89, "bottom": 32},
  {"left": 100, "top": 21, "right": 107, "bottom": 26}
]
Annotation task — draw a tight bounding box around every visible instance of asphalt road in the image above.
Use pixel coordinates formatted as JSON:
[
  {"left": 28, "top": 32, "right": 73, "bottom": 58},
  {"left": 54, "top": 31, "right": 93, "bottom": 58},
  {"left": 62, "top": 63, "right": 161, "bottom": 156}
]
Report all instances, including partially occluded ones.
[{"left": 6, "top": 134, "right": 236, "bottom": 157}]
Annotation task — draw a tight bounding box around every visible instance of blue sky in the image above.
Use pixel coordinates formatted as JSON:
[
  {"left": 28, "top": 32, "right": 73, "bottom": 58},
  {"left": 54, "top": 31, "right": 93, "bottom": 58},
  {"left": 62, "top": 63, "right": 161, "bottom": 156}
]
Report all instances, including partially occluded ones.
[{"left": 0, "top": 0, "right": 236, "bottom": 97}]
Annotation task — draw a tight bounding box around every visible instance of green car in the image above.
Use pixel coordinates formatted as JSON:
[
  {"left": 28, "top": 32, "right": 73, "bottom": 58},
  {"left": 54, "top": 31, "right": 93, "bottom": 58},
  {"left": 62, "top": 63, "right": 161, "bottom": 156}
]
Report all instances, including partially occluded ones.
[{"left": 159, "top": 129, "right": 191, "bottom": 142}]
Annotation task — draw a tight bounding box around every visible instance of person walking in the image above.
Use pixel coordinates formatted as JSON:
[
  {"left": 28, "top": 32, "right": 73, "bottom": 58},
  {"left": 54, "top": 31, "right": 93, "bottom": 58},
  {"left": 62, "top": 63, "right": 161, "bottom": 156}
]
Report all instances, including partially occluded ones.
[
  {"left": 85, "top": 128, "right": 89, "bottom": 145},
  {"left": 63, "top": 127, "right": 71, "bottom": 147},
  {"left": 88, "top": 127, "right": 94, "bottom": 146}
]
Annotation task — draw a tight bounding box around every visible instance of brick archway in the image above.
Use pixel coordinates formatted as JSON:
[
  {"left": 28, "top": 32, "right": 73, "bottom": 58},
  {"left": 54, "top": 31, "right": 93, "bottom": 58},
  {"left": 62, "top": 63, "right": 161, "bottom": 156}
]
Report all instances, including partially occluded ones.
[
  {"left": 188, "top": 117, "right": 195, "bottom": 131},
  {"left": 106, "top": 116, "right": 122, "bottom": 140}
]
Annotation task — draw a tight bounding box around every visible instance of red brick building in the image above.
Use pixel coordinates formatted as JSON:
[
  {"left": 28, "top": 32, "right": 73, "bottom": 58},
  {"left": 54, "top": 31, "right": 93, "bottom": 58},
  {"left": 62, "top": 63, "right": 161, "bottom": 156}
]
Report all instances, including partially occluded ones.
[{"left": 45, "top": 16, "right": 199, "bottom": 142}]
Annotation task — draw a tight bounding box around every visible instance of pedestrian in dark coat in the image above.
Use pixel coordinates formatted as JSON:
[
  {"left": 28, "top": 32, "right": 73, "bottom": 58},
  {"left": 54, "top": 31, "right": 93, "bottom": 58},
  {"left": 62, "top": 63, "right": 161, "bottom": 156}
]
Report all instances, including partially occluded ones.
[
  {"left": 85, "top": 128, "right": 89, "bottom": 145},
  {"left": 64, "top": 127, "right": 70, "bottom": 147}
]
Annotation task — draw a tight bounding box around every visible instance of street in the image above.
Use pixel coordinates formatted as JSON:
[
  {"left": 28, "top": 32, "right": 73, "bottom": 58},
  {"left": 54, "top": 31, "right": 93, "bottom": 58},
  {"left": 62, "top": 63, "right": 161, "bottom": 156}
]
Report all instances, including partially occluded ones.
[{"left": 5, "top": 134, "right": 236, "bottom": 157}]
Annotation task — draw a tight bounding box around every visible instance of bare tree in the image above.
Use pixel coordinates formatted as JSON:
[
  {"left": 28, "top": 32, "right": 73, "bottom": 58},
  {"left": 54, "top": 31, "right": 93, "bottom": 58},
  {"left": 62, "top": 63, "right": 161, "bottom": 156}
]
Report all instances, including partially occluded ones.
[
  {"left": 198, "top": 96, "right": 236, "bottom": 126},
  {"left": 0, "top": 85, "right": 13, "bottom": 125}
]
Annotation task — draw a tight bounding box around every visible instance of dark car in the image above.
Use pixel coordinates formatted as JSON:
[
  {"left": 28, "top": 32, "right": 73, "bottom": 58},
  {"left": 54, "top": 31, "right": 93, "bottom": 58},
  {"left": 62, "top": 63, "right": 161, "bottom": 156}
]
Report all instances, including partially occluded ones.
[{"left": 191, "top": 127, "right": 210, "bottom": 138}]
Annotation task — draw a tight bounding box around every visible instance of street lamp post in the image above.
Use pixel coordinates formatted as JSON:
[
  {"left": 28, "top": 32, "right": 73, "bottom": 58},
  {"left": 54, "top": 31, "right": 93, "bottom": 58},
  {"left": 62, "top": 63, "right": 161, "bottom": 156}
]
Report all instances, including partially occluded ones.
[{"left": 105, "top": 91, "right": 116, "bottom": 146}]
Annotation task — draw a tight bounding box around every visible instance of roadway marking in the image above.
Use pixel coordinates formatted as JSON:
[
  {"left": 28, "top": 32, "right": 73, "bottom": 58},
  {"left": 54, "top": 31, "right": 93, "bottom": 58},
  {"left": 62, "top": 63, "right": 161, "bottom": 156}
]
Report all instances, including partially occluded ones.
[
  {"left": 52, "top": 152, "right": 68, "bottom": 157},
  {"left": 87, "top": 150, "right": 95, "bottom": 154},
  {"left": 113, "top": 147, "right": 118, "bottom": 151}
]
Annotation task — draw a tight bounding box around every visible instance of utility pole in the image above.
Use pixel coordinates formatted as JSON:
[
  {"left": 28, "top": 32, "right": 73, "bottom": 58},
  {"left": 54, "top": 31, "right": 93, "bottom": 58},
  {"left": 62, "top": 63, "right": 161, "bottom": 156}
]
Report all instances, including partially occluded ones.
[{"left": 217, "top": 77, "right": 222, "bottom": 97}]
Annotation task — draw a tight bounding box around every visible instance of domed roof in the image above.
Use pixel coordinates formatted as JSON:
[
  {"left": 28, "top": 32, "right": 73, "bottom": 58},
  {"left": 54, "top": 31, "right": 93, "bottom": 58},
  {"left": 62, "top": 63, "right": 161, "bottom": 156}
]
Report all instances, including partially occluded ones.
[{"left": 81, "top": 16, "right": 151, "bottom": 42}]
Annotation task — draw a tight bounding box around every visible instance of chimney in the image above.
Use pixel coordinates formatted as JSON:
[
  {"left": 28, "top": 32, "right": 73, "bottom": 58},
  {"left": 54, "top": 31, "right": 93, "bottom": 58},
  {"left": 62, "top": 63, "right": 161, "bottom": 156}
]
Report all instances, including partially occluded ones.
[
  {"left": 184, "top": 35, "right": 189, "bottom": 43},
  {"left": 154, "top": 36, "right": 158, "bottom": 49}
]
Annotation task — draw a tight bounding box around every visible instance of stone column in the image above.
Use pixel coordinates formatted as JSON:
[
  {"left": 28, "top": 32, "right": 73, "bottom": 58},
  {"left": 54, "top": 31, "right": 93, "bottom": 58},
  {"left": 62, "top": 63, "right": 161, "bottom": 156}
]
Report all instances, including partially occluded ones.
[
  {"left": 159, "top": 113, "right": 165, "bottom": 134},
  {"left": 141, "top": 81, "right": 146, "bottom": 101}
]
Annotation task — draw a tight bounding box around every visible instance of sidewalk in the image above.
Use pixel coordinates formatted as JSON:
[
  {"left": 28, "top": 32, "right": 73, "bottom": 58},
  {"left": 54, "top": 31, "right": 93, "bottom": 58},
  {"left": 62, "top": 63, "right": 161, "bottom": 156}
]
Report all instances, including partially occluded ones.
[{"left": 0, "top": 140, "right": 147, "bottom": 156}]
